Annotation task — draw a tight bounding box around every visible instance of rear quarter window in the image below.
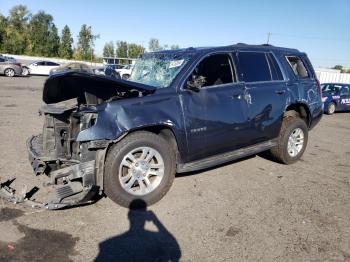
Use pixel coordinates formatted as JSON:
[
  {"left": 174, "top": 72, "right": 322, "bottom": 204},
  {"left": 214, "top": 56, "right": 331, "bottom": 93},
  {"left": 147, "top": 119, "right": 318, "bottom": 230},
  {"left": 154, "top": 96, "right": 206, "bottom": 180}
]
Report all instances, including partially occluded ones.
[
  {"left": 236, "top": 52, "right": 271, "bottom": 82},
  {"left": 286, "top": 56, "right": 310, "bottom": 79}
]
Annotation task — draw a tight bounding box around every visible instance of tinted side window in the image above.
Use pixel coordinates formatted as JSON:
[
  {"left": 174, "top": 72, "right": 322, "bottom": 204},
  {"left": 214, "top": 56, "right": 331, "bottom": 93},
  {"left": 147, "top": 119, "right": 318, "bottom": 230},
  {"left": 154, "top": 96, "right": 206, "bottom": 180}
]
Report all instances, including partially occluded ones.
[
  {"left": 267, "top": 53, "right": 284, "bottom": 80},
  {"left": 187, "top": 53, "right": 234, "bottom": 88},
  {"left": 340, "top": 86, "right": 350, "bottom": 96},
  {"left": 237, "top": 52, "right": 271, "bottom": 82},
  {"left": 286, "top": 56, "right": 310, "bottom": 78},
  {"left": 36, "top": 62, "right": 45, "bottom": 66},
  {"left": 47, "top": 62, "right": 59, "bottom": 66},
  {"left": 0, "top": 58, "right": 5, "bottom": 62}
]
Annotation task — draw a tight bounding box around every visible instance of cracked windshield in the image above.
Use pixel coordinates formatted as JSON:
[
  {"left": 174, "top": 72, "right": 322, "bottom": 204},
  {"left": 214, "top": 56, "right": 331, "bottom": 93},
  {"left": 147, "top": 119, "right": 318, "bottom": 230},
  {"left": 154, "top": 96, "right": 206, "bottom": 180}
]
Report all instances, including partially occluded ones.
[{"left": 129, "top": 54, "right": 193, "bottom": 88}]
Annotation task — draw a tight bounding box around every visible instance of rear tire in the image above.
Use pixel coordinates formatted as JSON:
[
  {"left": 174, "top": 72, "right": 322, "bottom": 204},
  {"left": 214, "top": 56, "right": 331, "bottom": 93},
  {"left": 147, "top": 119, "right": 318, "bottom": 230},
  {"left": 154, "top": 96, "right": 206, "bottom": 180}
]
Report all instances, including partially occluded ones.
[
  {"left": 4, "top": 68, "right": 15, "bottom": 77},
  {"left": 326, "top": 102, "right": 336, "bottom": 115},
  {"left": 104, "top": 131, "right": 176, "bottom": 207},
  {"left": 270, "top": 117, "right": 308, "bottom": 164}
]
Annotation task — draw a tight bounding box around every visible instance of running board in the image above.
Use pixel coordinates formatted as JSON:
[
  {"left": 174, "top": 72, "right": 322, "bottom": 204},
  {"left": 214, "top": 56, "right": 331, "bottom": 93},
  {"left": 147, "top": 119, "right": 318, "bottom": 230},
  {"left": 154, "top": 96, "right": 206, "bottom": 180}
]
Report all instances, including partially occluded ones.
[{"left": 177, "top": 139, "right": 277, "bottom": 173}]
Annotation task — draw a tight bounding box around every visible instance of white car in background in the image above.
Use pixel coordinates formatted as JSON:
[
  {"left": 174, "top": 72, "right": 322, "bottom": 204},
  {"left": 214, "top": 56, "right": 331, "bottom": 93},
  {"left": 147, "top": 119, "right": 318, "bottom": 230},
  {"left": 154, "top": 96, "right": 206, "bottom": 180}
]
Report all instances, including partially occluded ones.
[
  {"left": 116, "top": 64, "right": 134, "bottom": 79},
  {"left": 28, "top": 61, "right": 60, "bottom": 75}
]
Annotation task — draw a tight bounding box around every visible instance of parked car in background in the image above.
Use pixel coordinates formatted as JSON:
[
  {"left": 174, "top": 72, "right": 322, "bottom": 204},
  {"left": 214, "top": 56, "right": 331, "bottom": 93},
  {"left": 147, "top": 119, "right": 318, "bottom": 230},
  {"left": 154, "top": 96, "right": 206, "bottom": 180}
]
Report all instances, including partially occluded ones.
[
  {"left": 28, "top": 61, "right": 60, "bottom": 75},
  {"left": 116, "top": 64, "right": 134, "bottom": 79},
  {"left": 322, "top": 83, "right": 350, "bottom": 114},
  {"left": 0, "top": 56, "right": 23, "bottom": 77},
  {"left": 50, "top": 62, "right": 93, "bottom": 75},
  {"left": 93, "top": 65, "right": 121, "bottom": 79},
  {"left": 105, "top": 64, "right": 124, "bottom": 71}
]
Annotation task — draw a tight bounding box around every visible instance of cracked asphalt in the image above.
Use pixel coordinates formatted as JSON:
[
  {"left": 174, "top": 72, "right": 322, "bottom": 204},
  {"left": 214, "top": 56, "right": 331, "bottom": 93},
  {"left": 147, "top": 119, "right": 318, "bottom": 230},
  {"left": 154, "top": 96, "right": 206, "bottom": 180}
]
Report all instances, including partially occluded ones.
[{"left": 0, "top": 76, "right": 349, "bottom": 261}]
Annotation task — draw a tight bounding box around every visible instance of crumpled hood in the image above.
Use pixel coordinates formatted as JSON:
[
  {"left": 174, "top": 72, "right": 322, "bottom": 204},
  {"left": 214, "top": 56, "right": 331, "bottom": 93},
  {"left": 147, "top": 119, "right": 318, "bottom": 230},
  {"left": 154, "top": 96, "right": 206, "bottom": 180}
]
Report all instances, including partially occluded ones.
[{"left": 43, "top": 71, "right": 156, "bottom": 104}]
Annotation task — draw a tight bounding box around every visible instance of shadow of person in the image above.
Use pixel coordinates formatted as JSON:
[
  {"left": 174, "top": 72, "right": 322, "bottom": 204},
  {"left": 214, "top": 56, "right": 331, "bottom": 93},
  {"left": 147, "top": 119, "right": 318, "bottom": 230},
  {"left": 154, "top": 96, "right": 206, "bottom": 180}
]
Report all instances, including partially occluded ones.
[{"left": 95, "top": 199, "right": 181, "bottom": 262}]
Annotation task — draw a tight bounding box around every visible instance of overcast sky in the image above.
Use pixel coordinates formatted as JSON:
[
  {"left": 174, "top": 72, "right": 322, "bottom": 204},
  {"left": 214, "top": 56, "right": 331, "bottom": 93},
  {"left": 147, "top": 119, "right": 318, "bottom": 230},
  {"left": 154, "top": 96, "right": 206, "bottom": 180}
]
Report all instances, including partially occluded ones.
[{"left": 1, "top": 0, "right": 349, "bottom": 68}]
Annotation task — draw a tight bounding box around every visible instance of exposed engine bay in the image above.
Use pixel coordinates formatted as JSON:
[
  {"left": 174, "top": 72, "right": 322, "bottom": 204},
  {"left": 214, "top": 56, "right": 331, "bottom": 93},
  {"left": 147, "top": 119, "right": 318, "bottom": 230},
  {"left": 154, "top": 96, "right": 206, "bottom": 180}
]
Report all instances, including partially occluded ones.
[{"left": 0, "top": 72, "right": 155, "bottom": 209}]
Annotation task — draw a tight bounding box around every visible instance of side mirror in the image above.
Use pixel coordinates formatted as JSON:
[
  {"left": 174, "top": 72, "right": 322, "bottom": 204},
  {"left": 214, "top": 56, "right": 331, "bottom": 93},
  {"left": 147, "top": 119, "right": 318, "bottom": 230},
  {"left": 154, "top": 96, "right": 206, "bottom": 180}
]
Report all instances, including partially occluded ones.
[{"left": 186, "top": 75, "right": 206, "bottom": 92}]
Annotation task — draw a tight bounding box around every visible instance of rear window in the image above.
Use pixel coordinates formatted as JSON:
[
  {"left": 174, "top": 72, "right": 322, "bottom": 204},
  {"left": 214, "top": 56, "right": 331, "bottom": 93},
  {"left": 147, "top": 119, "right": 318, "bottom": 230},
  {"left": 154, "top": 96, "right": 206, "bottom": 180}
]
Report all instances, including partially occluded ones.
[
  {"left": 236, "top": 52, "right": 271, "bottom": 82},
  {"left": 286, "top": 56, "right": 310, "bottom": 78}
]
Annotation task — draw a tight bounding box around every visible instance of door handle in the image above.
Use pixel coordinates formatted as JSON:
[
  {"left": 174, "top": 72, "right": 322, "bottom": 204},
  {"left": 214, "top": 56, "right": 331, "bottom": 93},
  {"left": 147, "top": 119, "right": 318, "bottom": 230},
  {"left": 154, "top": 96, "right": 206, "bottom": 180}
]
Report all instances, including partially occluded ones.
[{"left": 275, "top": 90, "right": 286, "bottom": 95}]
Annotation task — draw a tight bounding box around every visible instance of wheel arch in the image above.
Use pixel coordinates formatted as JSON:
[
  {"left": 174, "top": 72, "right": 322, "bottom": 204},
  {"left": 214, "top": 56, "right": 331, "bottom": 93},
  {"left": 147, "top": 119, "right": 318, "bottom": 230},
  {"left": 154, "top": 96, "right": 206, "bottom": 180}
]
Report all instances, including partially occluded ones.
[
  {"left": 284, "top": 103, "right": 311, "bottom": 128},
  {"left": 106, "top": 124, "right": 183, "bottom": 165}
]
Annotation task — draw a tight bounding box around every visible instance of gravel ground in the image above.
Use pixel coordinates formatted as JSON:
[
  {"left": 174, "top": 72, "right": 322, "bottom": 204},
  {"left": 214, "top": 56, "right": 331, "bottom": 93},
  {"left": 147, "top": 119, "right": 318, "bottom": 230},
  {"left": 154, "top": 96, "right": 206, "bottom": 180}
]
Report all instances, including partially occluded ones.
[{"left": 0, "top": 76, "right": 349, "bottom": 261}]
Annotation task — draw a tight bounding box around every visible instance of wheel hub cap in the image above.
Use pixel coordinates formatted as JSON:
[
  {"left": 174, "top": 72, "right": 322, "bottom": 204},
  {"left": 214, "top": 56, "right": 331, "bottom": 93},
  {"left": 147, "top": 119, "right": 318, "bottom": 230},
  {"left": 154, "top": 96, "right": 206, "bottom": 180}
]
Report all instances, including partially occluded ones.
[
  {"left": 119, "top": 147, "right": 164, "bottom": 196},
  {"left": 287, "top": 128, "right": 304, "bottom": 157}
]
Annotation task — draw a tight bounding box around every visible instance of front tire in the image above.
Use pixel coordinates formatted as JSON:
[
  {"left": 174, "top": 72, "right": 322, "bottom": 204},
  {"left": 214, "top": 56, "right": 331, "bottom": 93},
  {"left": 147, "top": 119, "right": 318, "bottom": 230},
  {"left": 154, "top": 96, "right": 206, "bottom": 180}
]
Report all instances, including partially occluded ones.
[
  {"left": 104, "top": 131, "right": 176, "bottom": 207},
  {"left": 22, "top": 67, "right": 29, "bottom": 76},
  {"left": 270, "top": 117, "right": 308, "bottom": 164},
  {"left": 326, "top": 102, "right": 336, "bottom": 115}
]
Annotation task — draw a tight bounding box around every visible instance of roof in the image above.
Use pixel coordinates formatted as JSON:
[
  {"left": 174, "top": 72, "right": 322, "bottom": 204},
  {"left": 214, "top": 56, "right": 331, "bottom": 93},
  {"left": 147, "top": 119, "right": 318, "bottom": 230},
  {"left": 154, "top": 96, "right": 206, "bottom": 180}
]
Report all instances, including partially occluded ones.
[{"left": 150, "top": 43, "right": 300, "bottom": 56}]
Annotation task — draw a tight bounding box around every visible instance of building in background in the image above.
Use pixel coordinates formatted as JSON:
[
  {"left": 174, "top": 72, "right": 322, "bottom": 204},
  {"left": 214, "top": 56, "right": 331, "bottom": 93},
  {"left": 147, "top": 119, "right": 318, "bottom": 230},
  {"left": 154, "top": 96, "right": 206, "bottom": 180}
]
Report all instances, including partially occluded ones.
[{"left": 315, "top": 68, "right": 350, "bottom": 84}]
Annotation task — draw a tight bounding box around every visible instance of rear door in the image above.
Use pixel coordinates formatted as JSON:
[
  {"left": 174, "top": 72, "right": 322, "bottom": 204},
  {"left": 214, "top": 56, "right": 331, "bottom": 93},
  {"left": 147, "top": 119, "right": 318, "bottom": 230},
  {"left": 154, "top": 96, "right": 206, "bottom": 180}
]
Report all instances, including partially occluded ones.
[{"left": 234, "top": 51, "right": 287, "bottom": 143}]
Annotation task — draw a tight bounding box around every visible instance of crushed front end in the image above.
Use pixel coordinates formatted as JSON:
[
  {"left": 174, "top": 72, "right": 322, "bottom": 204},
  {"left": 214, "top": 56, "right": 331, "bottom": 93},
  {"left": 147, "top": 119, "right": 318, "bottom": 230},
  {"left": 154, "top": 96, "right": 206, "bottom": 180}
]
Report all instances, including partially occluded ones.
[{"left": 0, "top": 71, "right": 154, "bottom": 209}]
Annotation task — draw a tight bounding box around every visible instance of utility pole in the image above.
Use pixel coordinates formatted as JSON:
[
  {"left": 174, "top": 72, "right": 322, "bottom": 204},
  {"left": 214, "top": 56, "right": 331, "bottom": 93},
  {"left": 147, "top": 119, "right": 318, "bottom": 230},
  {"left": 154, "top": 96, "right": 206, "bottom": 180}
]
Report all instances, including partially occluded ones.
[{"left": 267, "top": 32, "right": 271, "bottom": 44}]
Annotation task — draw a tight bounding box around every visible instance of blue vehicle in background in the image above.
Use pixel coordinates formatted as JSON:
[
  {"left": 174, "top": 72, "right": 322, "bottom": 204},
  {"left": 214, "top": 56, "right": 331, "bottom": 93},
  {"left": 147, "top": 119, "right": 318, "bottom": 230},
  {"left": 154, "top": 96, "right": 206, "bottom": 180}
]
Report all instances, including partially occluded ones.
[{"left": 322, "top": 83, "right": 350, "bottom": 114}]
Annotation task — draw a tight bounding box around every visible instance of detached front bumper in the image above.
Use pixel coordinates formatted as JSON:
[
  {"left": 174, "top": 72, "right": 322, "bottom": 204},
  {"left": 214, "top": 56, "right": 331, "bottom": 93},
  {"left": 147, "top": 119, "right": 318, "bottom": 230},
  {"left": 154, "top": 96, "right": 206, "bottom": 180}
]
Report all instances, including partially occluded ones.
[{"left": 0, "top": 135, "right": 100, "bottom": 210}]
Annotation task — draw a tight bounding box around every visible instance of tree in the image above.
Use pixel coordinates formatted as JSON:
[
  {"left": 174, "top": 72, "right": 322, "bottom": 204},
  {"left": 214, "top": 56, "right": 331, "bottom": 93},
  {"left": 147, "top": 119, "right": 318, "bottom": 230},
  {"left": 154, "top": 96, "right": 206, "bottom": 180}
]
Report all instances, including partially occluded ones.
[
  {"left": 75, "top": 24, "right": 98, "bottom": 61},
  {"left": 27, "top": 11, "right": 59, "bottom": 56},
  {"left": 46, "top": 24, "right": 59, "bottom": 57},
  {"left": 103, "top": 41, "right": 115, "bottom": 57},
  {"left": 127, "top": 43, "right": 145, "bottom": 58},
  {"left": 59, "top": 25, "right": 73, "bottom": 59},
  {"left": 116, "top": 41, "right": 128, "bottom": 58},
  {"left": 0, "top": 14, "right": 7, "bottom": 52},
  {"left": 2, "top": 5, "right": 30, "bottom": 54},
  {"left": 170, "top": 44, "right": 180, "bottom": 50},
  {"left": 148, "top": 38, "right": 162, "bottom": 52},
  {"left": 333, "top": 65, "right": 344, "bottom": 71}
]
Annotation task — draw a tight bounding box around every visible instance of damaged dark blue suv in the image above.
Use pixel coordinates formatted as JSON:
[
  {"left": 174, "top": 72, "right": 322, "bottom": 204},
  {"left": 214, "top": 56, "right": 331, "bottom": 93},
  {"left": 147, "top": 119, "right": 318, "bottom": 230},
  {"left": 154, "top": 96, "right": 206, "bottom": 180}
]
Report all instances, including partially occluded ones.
[{"left": 2, "top": 44, "right": 323, "bottom": 209}]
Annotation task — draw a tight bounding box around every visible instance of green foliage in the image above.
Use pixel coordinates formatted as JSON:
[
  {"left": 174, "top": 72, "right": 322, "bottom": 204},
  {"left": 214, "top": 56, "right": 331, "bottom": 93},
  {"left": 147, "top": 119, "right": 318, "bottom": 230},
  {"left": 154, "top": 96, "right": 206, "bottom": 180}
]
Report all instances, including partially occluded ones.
[
  {"left": 26, "top": 11, "right": 60, "bottom": 56},
  {"left": 127, "top": 43, "right": 145, "bottom": 58},
  {"left": 75, "top": 24, "right": 98, "bottom": 61},
  {"left": 59, "top": 25, "right": 73, "bottom": 59},
  {"left": 148, "top": 38, "right": 162, "bottom": 52},
  {"left": 170, "top": 44, "right": 180, "bottom": 50},
  {"left": 103, "top": 41, "right": 115, "bottom": 57},
  {"left": 2, "top": 5, "right": 30, "bottom": 54},
  {"left": 333, "top": 65, "right": 344, "bottom": 71},
  {"left": 0, "top": 14, "right": 7, "bottom": 52},
  {"left": 332, "top": 65, "right": 350, "bottom": 74},
  {"left": 148, "top": 38, "right": 179, "bottom": 52},
  {"left": 116, "top": 41, "right": 128, "bottom": 58}
]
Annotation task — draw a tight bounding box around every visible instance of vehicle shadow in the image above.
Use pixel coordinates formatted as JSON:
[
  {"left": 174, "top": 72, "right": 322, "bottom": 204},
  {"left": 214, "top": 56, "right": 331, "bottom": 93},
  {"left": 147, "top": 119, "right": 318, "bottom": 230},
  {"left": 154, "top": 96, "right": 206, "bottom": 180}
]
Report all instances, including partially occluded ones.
[{"left": 94, "top": 199, "right": 181, "bottom": 262}]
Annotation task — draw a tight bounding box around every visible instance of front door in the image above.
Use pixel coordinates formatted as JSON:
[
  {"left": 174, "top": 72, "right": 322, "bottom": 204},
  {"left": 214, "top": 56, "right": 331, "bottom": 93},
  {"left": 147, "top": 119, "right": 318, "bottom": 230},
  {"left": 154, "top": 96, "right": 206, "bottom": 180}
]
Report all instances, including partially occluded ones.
[{"left": 180, "top": 53, "right": 250, "bottom": 162}]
